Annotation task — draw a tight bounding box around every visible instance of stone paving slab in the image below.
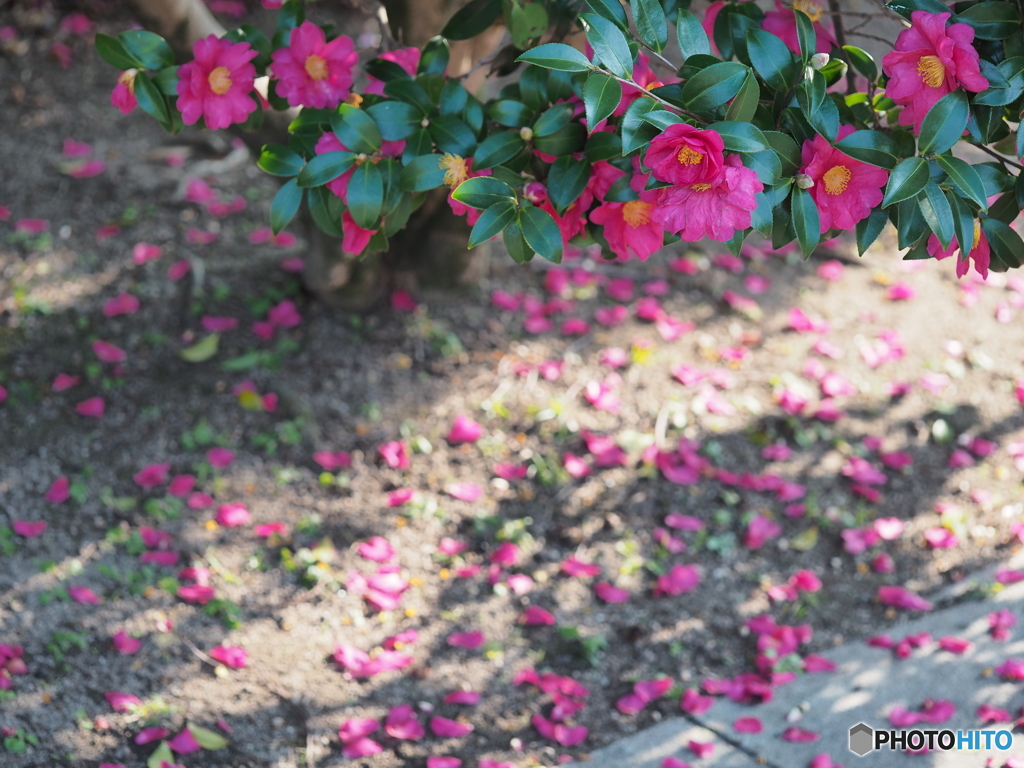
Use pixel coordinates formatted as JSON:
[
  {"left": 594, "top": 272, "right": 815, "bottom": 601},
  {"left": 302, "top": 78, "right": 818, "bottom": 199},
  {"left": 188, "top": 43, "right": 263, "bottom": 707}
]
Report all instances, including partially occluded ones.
[{"left": 572, "top": 566, "right": 1024, "bottom": 768}]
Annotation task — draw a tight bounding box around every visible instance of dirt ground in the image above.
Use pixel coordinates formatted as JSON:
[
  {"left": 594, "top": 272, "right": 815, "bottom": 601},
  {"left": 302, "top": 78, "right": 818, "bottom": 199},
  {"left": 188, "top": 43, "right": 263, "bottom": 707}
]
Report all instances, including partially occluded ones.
[{"left": 2, "top": 2, "right": 1024, "bottom": 768}]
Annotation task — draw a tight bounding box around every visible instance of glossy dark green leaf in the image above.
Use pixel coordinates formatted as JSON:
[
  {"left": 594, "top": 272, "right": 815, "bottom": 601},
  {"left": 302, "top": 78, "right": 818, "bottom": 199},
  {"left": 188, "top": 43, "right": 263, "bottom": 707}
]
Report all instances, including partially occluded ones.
[
  {"left": 632, "top": 0, "right": 669, "bottom": 53},
  {"left": 533, "top": 122, "right": 586, "bottom": 156},
  {"left": 835, "top": 130, "right": 898, "bottom": 169},
  {"left": 331, "top": 104, "right": 382, "bottom": 154},
  {"left": 585, "top": 0, "right": 629, "bottom": 29},
  {"left": 856, "top": 208, "right": 889, "bottom": 255},
  {"left": 510, "top": 1, "right": 548, "bottom": 48},
  {"left": 308, "top": 185, "right": 343, "bottom": 237},
  {"left": 151, "top": 66, "right": 179, "bottom": 96},
  {"left": 504, "top": 215, "right": 534, "bottom": 263},
  {"left": 919, "top": 181, "right": 954, "bottom": 248},
  {"left": 882, "top": 156, "right": 929, "bottom": 207},
  {"left": 763, "top": 131, "right": 801, "bottom": 174},
  {"left": 347, "top": 162, "right": 383, "bottom": 230},
  {"left": 118, "top": 30, "right": 173, "bottom": 70},
  {"left": 580, "top": 13, "right": 634, "bottom": 79},
  {"left": 469, "top": 200, "right": 517, "bottom": 248},
  {"left": 383, "top": 78, "right": 432, "bottom": 112},
  {"left": 95, "top": 33, "right": 140, "bottom": 70},
  {"left": 258, "top": 145, "right": 303, "bottom": 177},
  {"left": 896, "top": 196, "right": 929, "bottom": 248},
  {"left": 383, "top": 191, "right": 417, "bottom": 237},
  {"left": 741, "top": 149, "right": 782, "bottom": 185},
  {"left": 620, "top": 96, "right": 660, "bottom": 154},
  {"left": 948, "top": 191, "right": 975, "bottom": 255},
  {"left": 725, "top": 72, "right": 760, "bottom": 123},
  {"left": 794, "top": 8, "right": 816, "bottom": 63},
  {"left": 439, "top": 79, "right": 469, "bottom": 116},
  {"left": 984, "top": 216, "right": 1024, "bottom": 267},
  {"left": 429, "top": 115, "right": 477, "bottom": 156},
  {"left": 711, "top": 121, "right": 770, "bottom": 153},
  {"left": 956, "top": 1, "right": 1021, "bottom": 40},
  {"left": 842, "top": 44, "right": 877, "bottom": 81},
  {"left": 583, "top": 72, "right": 621, "bottom": 132},
  {"left": 419, "top": 36, "right": 450, "bottom": 75},
  {"left": 681, "top": 62, "right": 749, "bottom": 112},
  {"left": 366, "top": 101, "right": 422, "bottom": 141},
  {"left": 473, "top": 131, "right": 525, "bottom": 170},
  {"left": 746, "top": 29, "right": 798, "bottom": 91},
  {"left": 585, "top": 131, "right": 622, "bottom": 161},
  {"left": 402, "top": 128, "right": 433, "bottom": 163},
  {"left": 640, "top": 109, "right": 684, "bottom": 130},
  {"left": 918, "top": 90, "right": 968, "bottom": 155},
  {"left": 533, "top": 103, "right": 574, "bottom": 137},
  {"left": 935, "top": 155, "right": 988, "bottom": 211},
  {"left": 275, "top": 0, "right": 305, "bottom": 33},
  {"left": 489, "top": 99, "right": 531, "bottom": 128},
  {"left": 297, "top": 151, "right": 356, "bottom": 188},
  {"left": 520, "top": 205, "right": 563, "bottom": 263},
  {"left": 442, "top": 0, "right": 502, "bottom": 39},
  {"left": 400, "top": 153, "right": 447, "bottom": 191},
  {"left": 547, "top": 156, "right": 592, "bottom": 215},
  {"left": 676, "top": 9, "right": 712, "bottom": 59},
  {"left": 516, "top": 43, "right": 592, "bottom": 72},
  {"left": 132, "top": 71, "right": 169, "bottom": 126},
  {"left": 605, "top": 174, "right": 640, "bottom": 202},
  {"left": 452, "top": 176, "right": 517, "bottom": 209},
  {"left": 886, "top": 0, "right": 953, "bottom": 20},
  {"left": 270, "top": 179, "right": 303, "bottom": 235},
  {"left": 790, "top": 186, "right": 820, "bottom": 257},
  {"left": 989, "top": 191, "right": 1022, "bottom": 223}
]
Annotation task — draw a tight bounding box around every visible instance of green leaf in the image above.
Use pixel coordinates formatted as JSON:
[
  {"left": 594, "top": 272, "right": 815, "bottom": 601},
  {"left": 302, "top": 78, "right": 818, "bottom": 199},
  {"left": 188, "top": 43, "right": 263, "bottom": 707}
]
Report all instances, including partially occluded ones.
[
  {"left": 533, "top": 103, "right": 574, "bottom": 137},
  {"left": 442, "top": 0, "right": 502, "bottom": 39},
  {"left": 509, "top": 2, "right": 548, "bottom": 49},
  {"left": 547, "top": 156, "right": 592, "bottom": 215},
  {"left": 347, "top": 162, "right": 384, "bottom": 230},
  {"left": 676, "top": 9, "right": 712, "bottom": 59},
  {"left": 794, "top": 8, "right": 816, "bottom": 63},
  {"left": 148, "top": 742, "right": 175, "bottom": 768},
  {"left": 620, "top": 96, "right": 660, "bottom": 154},
  {"left": 711, "top": 121, "right": 770, "bottom": 153},
  {"left": 270, "top": 178, "right": 303, "bottom": 234},
  {"left": 741, "top": 149, "right": 782, "bottom": 184},
  {"left": 763, "top": 131, "right": 801, "bottom": 174},
  {"left": 886, "top": 0, "right": 953, "bottom": 20},
  {"left": 580, "top": 12, "right": 634, "bottom": 79},
  {"left": 919, "top": 181, "right": 954, "bottom": 248},
  {"left": 365, "top": 57, "right": 412, "bottom": 84},
  {"left": 583, "top": 72, "right": 621, "bottom": 132},
  {"left": 383, "top": 79, "right": 432, "bottom": 112},
  {"left": 856, "top": 208, "right": 889, "bottom": 255},
  {"left": 842, "top": 45, "right": 877, "bottom": 81},
  {"left": 133, "top": 71, "right": 169, "bottom": 126},
  {"left": 632, "top": 0, "right": 669, "bottom": 53},
  {"left": 95, "top": 33, "right": 140, "bottom": 70},
  {"left": 489, "top": 99, "right": 533, "bottom": 128},
  {"left": 503, "top": 215, "right": 534, "bottom": 263},
  {"left": 429, "top": 115, "right": 477, "bottom": 156},
  {"left": 402, "top": 128, "right": 434, "bottom": 163},
  {"left": 641, "top": 110, "right": 684, "bottom": 130},
  {"left": 469, "top": 200, "right": 518, "bottom": 248},
  {"left": 533, "top": 122, "right": 586, "bottom": 156},
  {"left": 473, "top": 131, "right": 525, "bottom": 170},
  {"left": 585, "top": 131, "right": 622, "bottom": 161},
  {"left": 956, "top": 1, "right": 1021, "bottom": 40},
  {"left": 452, "top": 176, "right": 517, "bottom": 209},
  {"left": 725, "top": 72, "right": 760, "bottom": 123},
  {"left": 308, "top": 186, "right": 343, "bottom": 237},
  {"left": 297, "top": 151, "right": 356, "bottom": 188},
  {"left": 188, "top": 724, "right": 229, "bottom": 751},
  {"left": 151, "top": 66, "right": 179, "bottom": 96},
  {"left": 681, "top": 62, "right": 749, "bottom": 112},
  {"left": 935, "top": 155, "right": 989, "bottom": 212},
  {"left": 331, "top": 104, "right": 381, "bottom": 154},
  {"left": 918, "top": 90, "right": 969, "bottom": 155},
  {"left": 366, "top": 101, "right": 422, "bottom": 141},
  {"left": 948, "top": 191, "right": 975, "bottom": 255},
  {"left": 520, "top": 205, "right": 563, "bottom": 263},
  {"left": 401, "top": 153, "right": 447, "bottom": 191},
  {"left": 180, "top": 334, "right": 219, "bottom": 363},
  {"left": 605, "top": 174, "right": 640, "bottom": 202},
  {"left": 835, "top": 130, "right": 898, "bottom": 169},
  {"left": 983, "top": 216, "right": 1024, "bottom": 267},
  {"left": 746, "top": 29, "right": 798, "bottom": 91},
  {"left": 790, "top": 186, "right": 820, "bottom": 257},
  {"left": 586, "top": 0, "right": 630, "bottom": 30},
  {"left": 882, "top": 156, "right": 929, "bottom": 207},
  {"left": 118, "top": 30, "right": 174, "bottom": 70},
  {"left": 258, "top": 145, "right": 304, "bottom": 177},
  {"left": 419, "top": 36, "right": 450, "bottom": 75},
  {"left": 896, "top": 196, "right": 929, "bottom": 248},
  {"left": 516, "top": 43, "right": 592, "bottom": 72}
]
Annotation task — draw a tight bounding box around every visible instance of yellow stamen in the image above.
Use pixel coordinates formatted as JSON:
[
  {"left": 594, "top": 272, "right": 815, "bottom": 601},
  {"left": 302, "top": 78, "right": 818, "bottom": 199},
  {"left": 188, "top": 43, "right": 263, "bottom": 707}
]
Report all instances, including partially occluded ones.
[
  {"left": 208, "top": 66, "right": 233, "bottom": 95},
  {"left": 118, "top": 68, "right": 138, "bottom": 94},
  {"left": 917, "top": 55, "right": 946, "bottom": 88},
  {"left": 344, "top": 93, "right": 363, "bottom": 108},
  {"left": 622, "top": 200, "right": 653, "bottom": 227},
  {"left": 677, "top": 146, "right": 704, "bottom": 166},
  {"left": 691, "top": 183, "right": 712, "bottom": 192},
  {"left": 822, "top": 165, "right": 851, "bottom": 195},
  {"left": 304, "top": 53, "right": 329, "bottom": 81},
  {"left": 972, "top": 219, "right": 981, "bottom": 251},
  {"left": 438, "top": 153, "right": 469, "bottom": 188},
  {"left": 793, "top": 0, "right": 823, "bottom": 23}
]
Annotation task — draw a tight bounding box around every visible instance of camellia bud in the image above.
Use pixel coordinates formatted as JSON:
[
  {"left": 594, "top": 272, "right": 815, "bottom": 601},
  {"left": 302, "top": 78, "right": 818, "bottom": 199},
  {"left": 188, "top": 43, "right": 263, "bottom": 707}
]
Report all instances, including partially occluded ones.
[
  {"left": 809, "top": 53, "right": 830, "bottom": 70},
  {"left": 522, "top": 181, "right": 547, "bottom": 204},
  {"left": 519, "top": 126, "right": 534, "bottom": 141},
  {"left": 795, "top": 174, "right": 815, "bottom": 189}
]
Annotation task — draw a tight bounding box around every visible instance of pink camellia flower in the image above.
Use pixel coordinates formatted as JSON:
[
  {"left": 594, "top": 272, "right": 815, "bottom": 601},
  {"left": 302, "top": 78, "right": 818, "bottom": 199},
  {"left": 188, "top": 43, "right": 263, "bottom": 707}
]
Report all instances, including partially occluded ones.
[
  {"left": 799, "top": 126, "right": 888, "bottom": 232},
  {"left": 520, "top": 606, "right": 556, "bottom": 625},
  {"left": 654, "top": 564, "right": 700, "bottom": 596},
  {"left": 734, "top": 716, "right": 763, "bottom": 734},
  {"left": 206, "top": 447, "right": 235, "bottom": 468},
  {"left": 45, "top": 476, "right": 70, "bottom": 503},
  {"left": 105, "top": 691, "right": 142, "bottom": 712},
  {"left": 782, "top": 727, "right": 820, "bottom": 742},
  {"left": 176, "top": 35, "right": 258, "bottom": 129},
  {"left": 254, "top": 522, "right": 289, "bottom": 537},
  {"left": 447, "top": 414, "right": 483, "bottom": 444},
  {"left": 167, "top": 475, "right": 196, "bottom": 497},
  {"left": 430, "top": 716, "right": 473, "bottom": 738},
  {"left": 13, "top": 520, "right": 47, "bottom": 537},
  {"left": 761, "top": 0, "right": 836, "bottom": 54},
  {"left": 133, "top": 462, "right": 170, "bottom": 488},
  {"left": 927, "top": 225, "right": 990, "bottom": 279},
  {"left": 358, "top": 536, "right": 395, "bottom": 563},
  {"left": 93, "top": 340, "right": 126, "bottom": 363},
  {"left": 168, "top": 728, "right": 202, "bottom": 754},
  {"left": 745, "top": 514, "right": 783, "bottom": 549},
  {"left": 379, "top": 440, "right": 409, "bottom": 469},
  {"left": 52, "top": 373, "right": 80, "bottom": 392},
  {"left": 112, "top": 630, "right": 141, "bottom": 654},
  {"left": 881, "top": 11, "right": 988, "bottom": 134},
  {"left": 216, "top": 502, "right": 251, "bottom": 527},
  {"left": 209, "top": 645, "right": 248, "bottom": 668},
  {"left": 168, "top": 260, "right": 191, "bottom": 281},
  {"left": 594, "top": 582, "right": 630, "bottom": 603},
  {"left": 111, "top": 69, "right": 138, "bottom": 114},
  {"left": 654, "top": 155, "right": 763, "bottom": 242},
  {"left": 365, "top": 47, "right": 420, "bottom": 96},
  {"left": 448, "top": 631, "right": 485, "bottom": 649},
  {"left": 878, "top": 585, "right": 932, "bottom": 611},
  {"left": 645, "top": 124, "right": 725, "bottom": 186},
  {"left": 925, "top": 527, "right": 958, "bottom": 548},
  {"left": 680, "top": 688, "right": 715, "bottom": 714},
  {"left": 342, "top": 210, "right": 376, "bottom": 254},
  {"left": 338, "top": 717, "right": 380, "bottom": 750},
  {"left": 269, "top": 21, "right": 357, "bottom": 109},
  {"left": 103, "top": 292, "right": 140, "bottom": 317},
  {"left": 68, "top": 585, "right": 101, "bottom": 604},
  {"left": 133, "top": 242, "right": 163, "bottom": 264},
  {"left": 689, "top": 740, "right": 715, "bottom": 758},
  {"left": 312, "top": 450, "right": 351, "bottom": 471},
  {"left": 134, "top": 726, "right": 169, "bottom": 745},
  {"left": 427, "top": 758, "right": 462, "bottom": 768},
  {"left": 385, "top": 704, "right": 425, "bottom": 740},
  {"left": 446, "top": 482, "right": 483, "bottom": 502},
  {"left": 589, "top": 190, "right": 665, "bottom": 261},
  {"left": 268, "top": 299, "right": 302, "bottom": 328},
  {"left": 491, "top": 541, "right": 519, "bottom": 566}
]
